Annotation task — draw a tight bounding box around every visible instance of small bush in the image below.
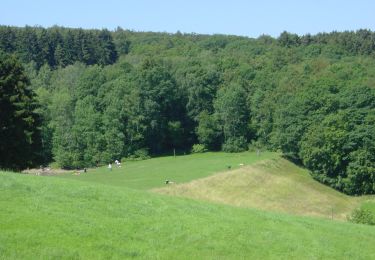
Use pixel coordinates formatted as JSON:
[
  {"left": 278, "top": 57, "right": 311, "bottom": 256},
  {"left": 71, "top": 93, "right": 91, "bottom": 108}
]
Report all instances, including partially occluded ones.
[
  {"left": 191, "top": 144, "right": 207, "bottom": 153},
  {"left": 348, "top": 208, "right": 375, "bottom": 225},
  {"left": 222, "top": 137, "right": 247, "bottom": 153},
  {"left": 248, "top": 140, "right": 264, "bottom": 152},
  {"left": 125, "top": 148, "right": 151, "bottom": 161}
]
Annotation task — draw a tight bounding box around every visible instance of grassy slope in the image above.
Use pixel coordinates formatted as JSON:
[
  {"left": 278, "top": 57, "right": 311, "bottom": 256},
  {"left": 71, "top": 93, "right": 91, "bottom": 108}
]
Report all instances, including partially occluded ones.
[
  {"left": 57, "top": 152, "right": 373, "bottom": 220},
  {"left": 155, "top": 158, "right": 369, "bottom": 220},
  {"left": 1, "top": 172, "right": 375, "bottom": 259},
  {"left": 57, "top": 152, "right": 278, "bottom": 190}
]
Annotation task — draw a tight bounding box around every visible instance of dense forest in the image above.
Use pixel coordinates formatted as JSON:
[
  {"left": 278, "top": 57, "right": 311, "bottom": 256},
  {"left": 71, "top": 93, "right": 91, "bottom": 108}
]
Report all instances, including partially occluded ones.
[{"left": 0, "top": 25, "right": 374, "bottom": 195}]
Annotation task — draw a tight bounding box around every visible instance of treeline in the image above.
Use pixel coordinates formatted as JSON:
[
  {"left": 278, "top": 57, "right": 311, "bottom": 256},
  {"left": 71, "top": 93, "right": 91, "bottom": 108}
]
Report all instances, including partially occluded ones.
[
  {"left": 269, "top": 65, "right": 375, "bottom": 195},
  {"left": 0, "top": 26, "right": 374, "bottom": 195},
  {"left": 278, "top": 30, "right": 375, "bottom": 55},
  {"left": 0, "top": 26, "right": 117, "bottom": 68}
]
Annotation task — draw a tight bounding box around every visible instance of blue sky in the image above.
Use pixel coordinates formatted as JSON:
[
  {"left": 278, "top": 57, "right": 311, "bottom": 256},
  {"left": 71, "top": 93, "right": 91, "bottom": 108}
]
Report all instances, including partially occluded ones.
[{"left": 2, "top": 0, "right": 375, "bottom": 37}]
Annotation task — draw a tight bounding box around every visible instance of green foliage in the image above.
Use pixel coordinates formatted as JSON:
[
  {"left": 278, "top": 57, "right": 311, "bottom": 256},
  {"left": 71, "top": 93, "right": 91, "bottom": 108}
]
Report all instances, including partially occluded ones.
[
  {"left": 297, "top": 95, "right": 375, "bottom": 195},
  {"left": 278, "top": 31, "right": 300, "bottom": 47},
  {"left": 125, "top": 148, "right": 151, "bottom": 161},
  {"left": 183, "top": 65, "right": 221, "bottom": 120},
  {"left": 214, "top": 83, "right": 250, "bottom": 152},
  {"left": 0, "top": 52, "right": 42, "bottom": 170},
  {"left": 50, "top": 90, "right": 75, "bottom": 168},
  {"left": 196, "top": 111, "right": 222, "bottom": 150},
  {"left": 222, "top": 137, "right": 248, "bottom": 153},
  {"left": 0, "top": 26, "right": 118, "bottom": 68},
  {"left": 300, "top": 114, "right": 348, "bottom": 182},
  {"left": 71, "top": 96, "right": 104, "bottom": 167},
  {"left": 345, "top": 148, "right": 375, "bottom": 195},
  {"left": 191, "top": 144, "right": 207, "bottom": 153},
  {"left": 167, "top": 121, "right": 185, "bottom": 149},
  {"left": 348, "top": 208, "right": 375, "bottom": 225}
]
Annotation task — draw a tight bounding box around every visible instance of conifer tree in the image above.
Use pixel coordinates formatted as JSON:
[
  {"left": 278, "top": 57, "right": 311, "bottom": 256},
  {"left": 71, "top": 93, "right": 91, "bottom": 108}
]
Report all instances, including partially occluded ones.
[{"left": 0, "top": 52, "right": 42, "bottom": 170}]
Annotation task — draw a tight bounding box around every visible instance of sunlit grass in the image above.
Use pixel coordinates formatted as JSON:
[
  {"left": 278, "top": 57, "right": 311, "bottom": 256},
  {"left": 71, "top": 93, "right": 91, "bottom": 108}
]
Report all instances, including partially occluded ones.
[
  {"left": 56, "top": 151, "right": 278, "bottom": 190},
  {"left": 155, "top": 158, "right": 370, "bottom": 220},
  {"left": 1, "top": 171, "right": 375, "bottom": 259}
]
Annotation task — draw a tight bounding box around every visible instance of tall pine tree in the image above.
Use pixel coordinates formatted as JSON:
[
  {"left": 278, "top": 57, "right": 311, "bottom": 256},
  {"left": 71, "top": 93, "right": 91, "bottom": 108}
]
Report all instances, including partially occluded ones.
[{"left": 0, "top": 52, "right": 42, "bottom": 170}]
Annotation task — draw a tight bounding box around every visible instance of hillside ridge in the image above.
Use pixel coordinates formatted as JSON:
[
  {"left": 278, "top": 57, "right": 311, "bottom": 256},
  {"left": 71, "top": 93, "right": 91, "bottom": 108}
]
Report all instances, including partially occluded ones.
[{"left": 155, "top": 158, "right": 365, "bottom": 220}]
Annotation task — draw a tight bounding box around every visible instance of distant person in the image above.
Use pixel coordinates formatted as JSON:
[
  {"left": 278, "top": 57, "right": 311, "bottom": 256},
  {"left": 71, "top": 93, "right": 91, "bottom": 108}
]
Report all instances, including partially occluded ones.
[
  {"left": 108, "top": 163, "right": 112, "bottom": 171},
  {"left": 115, "top": 159, "right": 122, "bottom": 168}
]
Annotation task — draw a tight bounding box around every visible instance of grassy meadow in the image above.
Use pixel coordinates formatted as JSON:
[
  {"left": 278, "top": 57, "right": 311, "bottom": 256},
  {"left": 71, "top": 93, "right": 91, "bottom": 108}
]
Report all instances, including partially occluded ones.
[
  {"left": 1, "top": 152, "right": 375, "bottom": 259},
  {"left": 1, "top": 170, "right": 375, "bottom": 259},
  {"left": 57, "top": 151, "right": 278, "bottom": 190}
]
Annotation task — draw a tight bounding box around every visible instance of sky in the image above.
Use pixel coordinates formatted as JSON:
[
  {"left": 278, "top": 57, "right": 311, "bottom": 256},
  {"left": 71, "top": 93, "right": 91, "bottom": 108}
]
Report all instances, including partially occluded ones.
[{"left": 1, "top": 0, "right": 375, "bottom": 38}]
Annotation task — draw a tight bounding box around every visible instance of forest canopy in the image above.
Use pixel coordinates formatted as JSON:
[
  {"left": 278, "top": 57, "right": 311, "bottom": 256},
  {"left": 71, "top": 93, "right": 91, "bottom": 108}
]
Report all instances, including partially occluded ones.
[{"left": 0, "top": 25, "right": 374, "bottom": 195}]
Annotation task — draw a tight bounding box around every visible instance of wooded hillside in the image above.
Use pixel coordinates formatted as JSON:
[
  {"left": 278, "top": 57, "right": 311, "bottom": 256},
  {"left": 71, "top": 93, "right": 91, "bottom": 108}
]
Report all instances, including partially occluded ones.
[{"left": 0, "top": 26, "right": 374, "bottom": 195}]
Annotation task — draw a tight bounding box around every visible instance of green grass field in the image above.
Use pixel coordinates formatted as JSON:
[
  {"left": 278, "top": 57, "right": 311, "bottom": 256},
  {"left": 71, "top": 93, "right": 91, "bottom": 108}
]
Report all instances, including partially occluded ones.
[
  {"left": 57, "top": 151, "right": 278, "bottom": 190},
  {"left": 1, "top": 152, "right": 375, "bottom": 259},
  {"left": 1, "top": 171, "right": 375, "bottom": 259}
]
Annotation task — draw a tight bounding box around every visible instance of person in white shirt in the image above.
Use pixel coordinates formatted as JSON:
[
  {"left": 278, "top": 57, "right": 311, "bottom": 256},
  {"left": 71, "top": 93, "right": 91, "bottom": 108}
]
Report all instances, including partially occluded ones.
[{"left": 115, "top": 159, "right": 121, "bottom": 167}]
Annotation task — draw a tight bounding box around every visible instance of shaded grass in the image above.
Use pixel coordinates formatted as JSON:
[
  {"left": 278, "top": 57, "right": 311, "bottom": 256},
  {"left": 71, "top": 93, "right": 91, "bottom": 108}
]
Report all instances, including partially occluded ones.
[
  {"left": 56, "top": 151, "right": 278, "bottom": 190},
  {"left": 155, "top": 158, "right": 372, "bottom": 220},
  {"left": 1, "top": 171, "right": 375, "bottom": 259}
]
